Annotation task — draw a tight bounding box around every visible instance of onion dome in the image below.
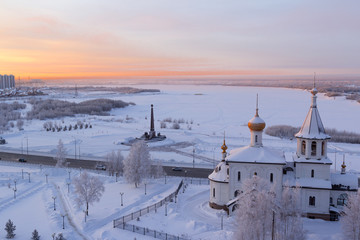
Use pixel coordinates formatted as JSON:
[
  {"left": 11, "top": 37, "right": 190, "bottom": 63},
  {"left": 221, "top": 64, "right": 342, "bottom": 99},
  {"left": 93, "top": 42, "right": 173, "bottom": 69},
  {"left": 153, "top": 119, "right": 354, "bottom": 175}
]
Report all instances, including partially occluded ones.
[{"left": 248, "top": 108, "right": 266, "bottom": 131}]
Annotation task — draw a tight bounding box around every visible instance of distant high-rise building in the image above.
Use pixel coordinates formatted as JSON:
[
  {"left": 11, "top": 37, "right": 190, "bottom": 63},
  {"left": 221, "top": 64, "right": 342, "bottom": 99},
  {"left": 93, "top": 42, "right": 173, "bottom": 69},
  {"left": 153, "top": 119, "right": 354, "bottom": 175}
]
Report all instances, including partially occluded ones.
[{"left": 0, "top": 74, "right": 16, "bottom": 89}]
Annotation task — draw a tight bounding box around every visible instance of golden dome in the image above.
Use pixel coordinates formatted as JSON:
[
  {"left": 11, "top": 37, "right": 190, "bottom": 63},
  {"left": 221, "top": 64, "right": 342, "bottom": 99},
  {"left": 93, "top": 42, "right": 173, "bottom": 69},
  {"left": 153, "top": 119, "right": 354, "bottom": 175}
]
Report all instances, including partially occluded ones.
[
  {"left": 221, "top": 139, "right": 228, "bottom": 153},
  {"left": 248, "top": 109, "right": 266, "bottom": 131}
]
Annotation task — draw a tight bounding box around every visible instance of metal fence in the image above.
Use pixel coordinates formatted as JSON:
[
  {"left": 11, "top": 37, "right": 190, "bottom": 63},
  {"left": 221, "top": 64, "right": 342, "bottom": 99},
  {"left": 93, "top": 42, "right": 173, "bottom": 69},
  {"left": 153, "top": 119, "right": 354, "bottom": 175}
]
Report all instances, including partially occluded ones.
[
  {"left": 113, "top": 180, "right": 183, "bottom": 227},
  {"left": 185, "top": 177, "right": 209, "bottom": 185},
  {"left": 121, "top": 223, "right": 190, "bottom": 240}
]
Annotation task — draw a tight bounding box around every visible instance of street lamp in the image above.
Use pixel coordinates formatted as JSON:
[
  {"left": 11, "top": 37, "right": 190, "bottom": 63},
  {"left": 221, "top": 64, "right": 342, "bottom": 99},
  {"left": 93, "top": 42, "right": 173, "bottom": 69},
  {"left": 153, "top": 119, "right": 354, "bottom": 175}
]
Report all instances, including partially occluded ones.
[
  {"left": 13, "top": 188, "right": 17, "bottom": 199},
  {"left": 192, "top": 146, "right": 195, "bottom": 168},
  {"left": 120, "top": 192, "right": 124, "bottom": 206},
  {"left": 67, "top": 182, "right": 71, "bottom": 194},
  {"left": 45, "top": 173, "right": 49, "bottom": 184},
  {"left": 21, "top": 169, "right": 24, "bottom": 179},
  {"left": 52, "top": 196, "right": 57, "bottom": 211},
  {"left": 67, "top": 170, "right": 71, "bottom": 180},
  {"left": 61, "top": 213, "right": 66, "bottom": 229},
  {"left": 165, "top": 201, "right": 168, "bottom": 216},
  {"left": 27, "top": 172, "right": 31, "bottom": 183},
  {"left": 13, "top": 179, "right": 17, "bottom": 189},
  {"left": 164, "top": 173, "right": 167, "bottom": 184},
  {"left": 144, "top": 182, "right": 147, "bottom": 195}
]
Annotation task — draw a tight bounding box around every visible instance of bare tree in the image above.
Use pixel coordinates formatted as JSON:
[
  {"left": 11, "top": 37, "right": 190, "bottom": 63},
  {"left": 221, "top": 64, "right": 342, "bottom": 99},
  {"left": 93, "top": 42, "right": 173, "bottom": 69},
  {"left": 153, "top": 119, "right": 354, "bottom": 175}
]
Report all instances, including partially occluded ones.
[
  {"left": 151, "top": 161, "right": 164, "bottom": 179},
  {"left": 341, "top": 191, "right": 360, "bottom": 240},
  {"left": 73, "top": 171, "right": 105, "bottom": 215},
  {"left": 106, "top": 150, "right": 124, "bottom": 176},
  {"left": 55, "top": 139, "right": 67, "bottom": 168},
  {"left": 123, "top": 140, "right": 151, "bottom": 187}
]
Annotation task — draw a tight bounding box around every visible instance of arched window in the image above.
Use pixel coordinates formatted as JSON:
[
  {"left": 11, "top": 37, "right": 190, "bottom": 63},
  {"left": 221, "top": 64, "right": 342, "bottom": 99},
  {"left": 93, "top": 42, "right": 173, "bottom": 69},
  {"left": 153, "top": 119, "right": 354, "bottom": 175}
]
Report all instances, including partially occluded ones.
[
  {"left": 270, "top": 173, "right": 274, "bottom": 183},
  {"left": 213, "top": 188, "right": 215, "bottom": 198},
  {"left": 330, "top": 197, "right": 333, "bottom": 204},
  {"left": 337, "top": 194, "right": 348, "bottom": 206},
  {"left": 227, "top": 168, "right": 229, "bottom": 175},
  {"left": 237, "top": 171, "right": 241, "bottom": 181},
  {"left": 301, "top": 141, "right": 306, "bottom": 155},
  {"left": 309, "top": 196, "right": 316, "bottom": 206},
  {"left": 322, "top": 141, "right": 325, "bottom": 156},
  {"left": 311, "top": 141, "right": 317, "bottom": 156},
  {"left": 234, "top": 190, "right": 241, "bottom": 197},
  {"left": 311, "top": 169, "right": 314, "bottom": 178},
  {"left": 255, "top": 135, "right": 258, "bottom": 143},
  {"left": 254, "top": 172, "right": 257, "bottom": 176}
]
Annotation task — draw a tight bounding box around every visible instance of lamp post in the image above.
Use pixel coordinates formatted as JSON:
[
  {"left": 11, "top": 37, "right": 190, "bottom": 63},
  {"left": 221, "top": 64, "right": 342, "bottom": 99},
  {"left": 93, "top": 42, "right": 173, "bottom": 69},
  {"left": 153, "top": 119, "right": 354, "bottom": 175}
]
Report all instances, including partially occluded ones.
[
  {"left": 164, "top": 173, "right": 167, "bottom": 184},
  {"left": 68, "top": 170, "right": 71, "bottom": 180},
  {"left": 13, "top": 188, "right": 17, "bottom": 199},
  {"left": 83, "top": 210, "right": 87, "bottom": 222},
  {"left": 61, "top": 213, "right": 66, "bottom": 229},
  {"left": 45, "top": 173, "right": 49, "bottom": 184},
  {"left": 165, "top": 201, "right": 168, "bottom": 216},
  {"left": 192, "top": 146, "right": 195, "bottom": 168},
  {"left": 120, "top": 192, "right": 124, "bottom": 206},
  {"left": 67, "top": 182, "right": 70, "bottom": 194},
  {"left": 13, "top": 179, "right": 17, "bottom": 189},
  {"left": 21, "top": 169, "right": 24, "bottom": 179},
  {"left": 27, "top": 172, "right": 31, "bottom": 183},
  {"left": 52, "top": 196, "right": 57, "bottom": 211},
  {"left": 144, "top": 182, "right": 147, "bottom": 195}
]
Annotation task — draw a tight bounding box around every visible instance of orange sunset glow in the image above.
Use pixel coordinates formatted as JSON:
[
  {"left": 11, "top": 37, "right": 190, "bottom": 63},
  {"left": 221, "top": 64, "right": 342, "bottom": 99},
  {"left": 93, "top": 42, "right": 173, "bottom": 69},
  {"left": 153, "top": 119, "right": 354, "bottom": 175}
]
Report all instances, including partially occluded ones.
[{"left": 0, "top": 1, "right": 359, "bottom": 82}]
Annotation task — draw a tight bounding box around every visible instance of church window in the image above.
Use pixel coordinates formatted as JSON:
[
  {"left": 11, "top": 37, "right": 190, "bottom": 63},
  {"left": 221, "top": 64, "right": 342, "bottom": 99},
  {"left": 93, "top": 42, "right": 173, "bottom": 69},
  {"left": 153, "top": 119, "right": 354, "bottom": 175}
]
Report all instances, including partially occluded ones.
[
  {"left": 270, "top": 173, "right": 273, "bottom": 183},
  {"left": 322, "top": 141, "right": 325, "bottom": 156},
  {"left": 311, "top": 169, "right": 314, "bottom": 178},
  {"left": 213, "top": 188, "right": 215, "bottom": 198},
  {"left": 254, "top": 172, "right": 257, "bottom": 176},
  {"left": 234, "top": 190, "right": 241, "bottom": 197},
  {"left": 311, "top": 141, "right": 317, "bottom": 156},
  {"left": 301, "top": 141, "right": 306, "bottom": 155},
  {"left": 238, "top": 172, "right": 241, "bottom": 181},
  {"left": 255, "top": 135, "right": 258, "bottom": 143},
  {"left": 337, "top": 194, "right": 348, "bottom": 206},
  {"left": 309, "top": 196, "right": 316, "bottom": 206},
  {"left": 227, "top": 168, "right": 229, "bottom": 175},
  {"left": 330, "top": 197, "right": 333, "bottom": 204}
]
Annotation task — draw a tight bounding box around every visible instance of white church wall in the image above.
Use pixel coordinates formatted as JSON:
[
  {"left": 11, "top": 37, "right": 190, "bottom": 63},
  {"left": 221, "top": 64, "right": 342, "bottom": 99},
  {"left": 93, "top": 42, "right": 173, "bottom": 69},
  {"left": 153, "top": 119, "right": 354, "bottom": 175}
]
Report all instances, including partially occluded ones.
[
  {"left": 301, "top": 188, "right": 330, "bottom": 215},
  {"left": 295, "top": 163, "right": 330, "bottom": 180},
  {"left": 209, "top": 181, "right": 229, "bottom": 206}
]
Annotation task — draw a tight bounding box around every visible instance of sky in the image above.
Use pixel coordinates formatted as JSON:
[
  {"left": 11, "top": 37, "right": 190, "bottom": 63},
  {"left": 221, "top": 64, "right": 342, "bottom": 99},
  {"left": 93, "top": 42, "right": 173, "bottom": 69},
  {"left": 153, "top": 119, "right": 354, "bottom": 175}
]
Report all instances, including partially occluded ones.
[{"left": 0, "top": 0, "right": 359, "bottom": 82}]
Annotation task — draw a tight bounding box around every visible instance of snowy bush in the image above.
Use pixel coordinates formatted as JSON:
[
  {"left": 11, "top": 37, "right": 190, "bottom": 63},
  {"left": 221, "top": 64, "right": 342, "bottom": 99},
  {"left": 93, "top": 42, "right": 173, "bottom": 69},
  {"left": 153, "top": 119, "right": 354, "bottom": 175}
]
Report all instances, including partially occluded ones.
[
  {"left": 171, "top": 123, "right": 180, "bottom": 129},
  {"left": 160, "top": 122, "right": 167, "bottom": 129},
  {"left": 26, "top": 98, "right": 133, "bottom": 120},
  {"left": 55, "top": 233, "right": 66, "bottom": 240},
  {"left": 266, "top": 125, "right": 360, "bottom": 144},
  {"left": 106, "top": 150, "right": 124, "bottom": 176}
]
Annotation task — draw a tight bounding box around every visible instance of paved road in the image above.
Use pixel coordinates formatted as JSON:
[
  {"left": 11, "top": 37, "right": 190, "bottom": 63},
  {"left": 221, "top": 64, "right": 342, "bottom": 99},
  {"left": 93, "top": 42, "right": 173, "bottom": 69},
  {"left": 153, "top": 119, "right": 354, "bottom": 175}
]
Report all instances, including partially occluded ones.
[{"left": 0, "top": 151, "right": 213, "bottom": 178}]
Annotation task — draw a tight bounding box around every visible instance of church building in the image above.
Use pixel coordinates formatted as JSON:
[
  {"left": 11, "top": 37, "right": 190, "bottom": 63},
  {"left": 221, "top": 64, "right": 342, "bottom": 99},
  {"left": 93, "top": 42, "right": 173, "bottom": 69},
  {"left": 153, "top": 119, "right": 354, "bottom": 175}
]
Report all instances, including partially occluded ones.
[{"left": 208, "top": 87, "right": 358, "bottom": 220}]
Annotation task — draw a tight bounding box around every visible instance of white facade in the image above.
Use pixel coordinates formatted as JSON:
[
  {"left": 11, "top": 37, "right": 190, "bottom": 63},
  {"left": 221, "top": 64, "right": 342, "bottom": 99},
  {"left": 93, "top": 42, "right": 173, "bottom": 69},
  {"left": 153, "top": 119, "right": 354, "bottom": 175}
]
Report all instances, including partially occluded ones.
[{"left": 209, "top": 89, "right": 358, "bottom": 220}]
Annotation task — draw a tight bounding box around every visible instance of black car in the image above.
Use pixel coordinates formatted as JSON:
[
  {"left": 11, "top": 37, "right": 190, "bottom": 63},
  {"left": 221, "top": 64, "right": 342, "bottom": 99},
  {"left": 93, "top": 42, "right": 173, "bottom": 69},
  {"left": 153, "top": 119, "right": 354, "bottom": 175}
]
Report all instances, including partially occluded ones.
[
  {"left": 18, "top": 158, "right": 27, "bottom": 162},
  {"left": 172, "top": 167, "right": 183, "bottom": 171}
]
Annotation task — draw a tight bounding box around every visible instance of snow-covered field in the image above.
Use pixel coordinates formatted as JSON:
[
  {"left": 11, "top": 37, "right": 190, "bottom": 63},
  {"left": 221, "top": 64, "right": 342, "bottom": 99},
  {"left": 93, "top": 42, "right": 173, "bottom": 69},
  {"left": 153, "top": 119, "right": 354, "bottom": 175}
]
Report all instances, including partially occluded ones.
[{"left": 0, "top": 84, "right": 359, "bottom": 239}]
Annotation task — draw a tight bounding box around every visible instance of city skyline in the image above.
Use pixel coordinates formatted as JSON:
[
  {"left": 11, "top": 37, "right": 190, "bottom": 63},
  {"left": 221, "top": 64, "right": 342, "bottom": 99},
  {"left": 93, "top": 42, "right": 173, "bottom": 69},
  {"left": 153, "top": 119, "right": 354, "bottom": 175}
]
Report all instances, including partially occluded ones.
[{"left": 1, "top": 0, "right": 359, "bottom": 82}]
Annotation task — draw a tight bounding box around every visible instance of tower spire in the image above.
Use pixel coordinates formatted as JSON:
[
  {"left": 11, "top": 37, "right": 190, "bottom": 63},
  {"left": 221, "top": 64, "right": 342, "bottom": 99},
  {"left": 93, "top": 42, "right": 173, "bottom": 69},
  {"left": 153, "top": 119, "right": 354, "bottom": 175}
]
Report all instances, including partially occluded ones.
[
  {"left": 255, "top": 94, "right": 259, "bottom": 117},
  {"left": 313, "top": 72, "right": 316, "bottom": 89}
]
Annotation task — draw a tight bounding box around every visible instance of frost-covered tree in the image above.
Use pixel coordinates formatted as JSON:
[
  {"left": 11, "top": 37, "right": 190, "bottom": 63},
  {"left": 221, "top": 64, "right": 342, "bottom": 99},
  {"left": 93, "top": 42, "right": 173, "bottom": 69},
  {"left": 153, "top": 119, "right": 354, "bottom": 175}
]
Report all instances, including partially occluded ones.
[
  {"left": 276, "top": 185, "right": 305, "bottom": 240},
  {"left": 4, "top": 219, "right": 16, "bottom": 239},
  {"left": 106, "top": 150, "right": 124, "bottom": 176},
  {"left": 341, "top": 191, "right": 360, "bottom": 240},
  {"left": 16, "top": 119, "right": 24, "bottom": 130},
  {"left": 73, "top": 171, "right": 105, "bottom": 215},
  {"left": 233, "top": 176, "right": 276, "bottom": 240},
  {"left": 55, "top": 139, "right": 67, "bottom": 167},
  {"left": 123, "top": 140, "right": 151, "bottom": 187},
  {"left": 55, "top": 233, "right": 66, "bottom": 240},
  {"left": 31, "top": 229, "right": 40, "bottom": 240}
]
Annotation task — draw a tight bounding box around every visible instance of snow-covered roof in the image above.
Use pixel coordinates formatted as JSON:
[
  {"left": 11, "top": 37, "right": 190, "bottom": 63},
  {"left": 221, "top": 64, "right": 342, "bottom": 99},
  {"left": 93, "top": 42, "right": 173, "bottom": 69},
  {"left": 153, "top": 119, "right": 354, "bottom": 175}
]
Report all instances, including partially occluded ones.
[
  {"left": 208, "top": 161, "right": 229, "bottom": 183},
  {"left": 293, "top": 154, "right": 333, "bottom": 165},
  {"left": 295, "top": 89, "right": 331, "bottom": 140},
  {"left": 283, "top": 173, "right": 332, "bottom": 189},
  {"left": 226, "top": 145, "right": 286, "bottom": 164},
  {"left": 331, "top": 173, "right": 358, "bottom": 190}
]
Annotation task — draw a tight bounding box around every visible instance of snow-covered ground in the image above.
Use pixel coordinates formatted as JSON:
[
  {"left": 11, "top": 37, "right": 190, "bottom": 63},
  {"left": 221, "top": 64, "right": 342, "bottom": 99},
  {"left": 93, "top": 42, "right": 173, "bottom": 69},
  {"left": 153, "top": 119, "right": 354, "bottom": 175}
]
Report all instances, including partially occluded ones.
[{"left": 0, "top": 84, "right": 359, "bottom": 239}]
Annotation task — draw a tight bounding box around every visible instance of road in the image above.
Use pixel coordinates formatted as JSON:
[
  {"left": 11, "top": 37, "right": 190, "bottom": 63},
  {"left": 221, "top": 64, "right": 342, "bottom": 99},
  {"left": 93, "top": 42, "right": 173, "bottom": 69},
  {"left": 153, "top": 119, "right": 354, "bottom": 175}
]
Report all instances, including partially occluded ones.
[{"left": 0, "top": 151, "right": 213, "bottom": 178}]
